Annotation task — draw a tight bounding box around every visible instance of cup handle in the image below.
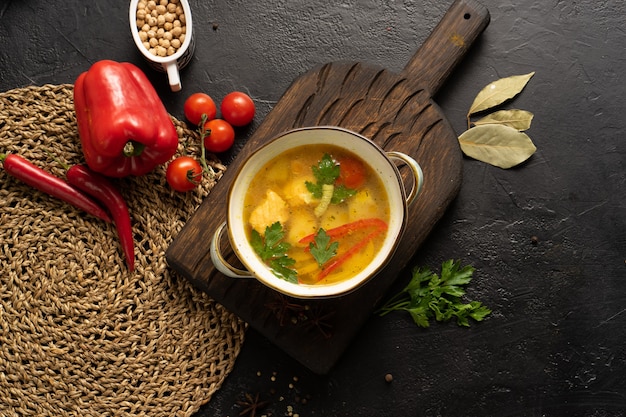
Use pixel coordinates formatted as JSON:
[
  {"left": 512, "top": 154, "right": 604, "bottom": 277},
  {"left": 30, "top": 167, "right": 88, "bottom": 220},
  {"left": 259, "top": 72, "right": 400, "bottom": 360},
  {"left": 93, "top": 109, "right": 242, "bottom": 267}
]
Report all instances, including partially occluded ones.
[
  {"left": 164, "top": 61, "right": 182, "bottom": 92},
  {"left": 210, "top": 222, "right": 254, "bottom": 278},
  {"left": 386, "top": 151, "right": 424, "bottom": 207}
]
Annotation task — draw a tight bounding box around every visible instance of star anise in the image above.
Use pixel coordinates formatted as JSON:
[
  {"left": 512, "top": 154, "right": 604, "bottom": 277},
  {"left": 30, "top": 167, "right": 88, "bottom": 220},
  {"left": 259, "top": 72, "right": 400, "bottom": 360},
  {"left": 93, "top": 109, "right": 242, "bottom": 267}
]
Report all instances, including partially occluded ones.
[
  {"left": 302, "top": 304, "right": 335, "bottom": 339},
  {"left": 265, "top": 293, "right": 306, "bottom": 326},
  {"left": 237, "top": 392, "right": 269, "bottom": 417}
]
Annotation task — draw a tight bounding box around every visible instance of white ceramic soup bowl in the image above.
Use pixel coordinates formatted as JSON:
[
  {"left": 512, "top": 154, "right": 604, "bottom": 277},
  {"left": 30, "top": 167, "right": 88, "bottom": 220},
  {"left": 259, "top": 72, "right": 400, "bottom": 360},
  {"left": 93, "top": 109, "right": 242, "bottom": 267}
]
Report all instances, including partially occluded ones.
[
  {"left": 210, "top": 126, "right": 424, "bottom": 298},
  {"left": 129, "top": 0, "right": 195, "bottom": 92}
]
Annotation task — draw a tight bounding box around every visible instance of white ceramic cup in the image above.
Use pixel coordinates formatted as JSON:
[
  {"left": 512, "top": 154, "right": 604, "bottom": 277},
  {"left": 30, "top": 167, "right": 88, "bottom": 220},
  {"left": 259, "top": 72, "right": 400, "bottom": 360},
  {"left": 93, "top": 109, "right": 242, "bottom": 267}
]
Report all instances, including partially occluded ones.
[
  {"left": 129, "top": 0, "right": 195, "bottom": 92},
  {"left": 210, "top": 126, "right": 424, "bottom": 298}
]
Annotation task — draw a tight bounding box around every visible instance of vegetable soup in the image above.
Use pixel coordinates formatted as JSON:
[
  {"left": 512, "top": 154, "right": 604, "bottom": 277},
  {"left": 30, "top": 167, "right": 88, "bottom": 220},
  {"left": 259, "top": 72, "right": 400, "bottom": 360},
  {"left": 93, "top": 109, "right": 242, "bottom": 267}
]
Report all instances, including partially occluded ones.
[{"left": 243, "top": 144, "right": 390, "bottom": 285}]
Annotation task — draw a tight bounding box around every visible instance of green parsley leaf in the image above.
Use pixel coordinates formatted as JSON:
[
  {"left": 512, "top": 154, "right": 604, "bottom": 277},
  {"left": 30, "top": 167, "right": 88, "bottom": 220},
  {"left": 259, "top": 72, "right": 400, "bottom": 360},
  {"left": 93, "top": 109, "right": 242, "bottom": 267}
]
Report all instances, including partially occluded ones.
[
  {"left": 306, "top": 154, "right": 358, "bottom": 216},
  {"left": 306, "top": 154, "right": 355, "bottom": 200},
  {"left": 377, "top": 259, "right": 491, "bottom": 328},
  {"left": 330, "top": 184, "right": 356, "bottom": 204},
  {"left": 313, "top": 153, "right": 340, "bottom": 185},
  {"left": 306, "top": 153, "right": 338, "bottom": 199},
  {"left": 305, "top": 181, "right": 323, "bottom": 199},
  {"left": 309, "top": 228, "right": 339, "bottom": 267},
  {"left": 268, "top": 257, "right": 297, "bottom": 284},
  {"left": 250, "top": 222, "right": 298, "bottom": 283}
]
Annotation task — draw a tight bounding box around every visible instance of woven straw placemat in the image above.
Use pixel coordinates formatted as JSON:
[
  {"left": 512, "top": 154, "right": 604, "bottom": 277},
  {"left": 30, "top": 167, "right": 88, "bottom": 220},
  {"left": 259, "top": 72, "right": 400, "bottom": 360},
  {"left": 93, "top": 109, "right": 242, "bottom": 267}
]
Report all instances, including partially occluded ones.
[{"left": 0, "top": 84, "right": 245, "bottom": 417}]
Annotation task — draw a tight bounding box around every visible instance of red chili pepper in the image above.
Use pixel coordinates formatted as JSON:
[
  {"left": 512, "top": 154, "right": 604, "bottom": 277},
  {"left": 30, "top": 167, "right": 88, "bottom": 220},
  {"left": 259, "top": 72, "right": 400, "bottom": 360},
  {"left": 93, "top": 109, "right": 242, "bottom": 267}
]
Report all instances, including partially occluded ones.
[
  {"left": 316, "top": 225, "right": 387, "bottom": 281},
  {"left": 66, "top": 164, "right": 135, "bottom": 272},
  {"left": 1, "top": 153, "right": 111, "bottom": 223},
  {"left": 298, "top": 218, "right": 388, "bottom": 245}
]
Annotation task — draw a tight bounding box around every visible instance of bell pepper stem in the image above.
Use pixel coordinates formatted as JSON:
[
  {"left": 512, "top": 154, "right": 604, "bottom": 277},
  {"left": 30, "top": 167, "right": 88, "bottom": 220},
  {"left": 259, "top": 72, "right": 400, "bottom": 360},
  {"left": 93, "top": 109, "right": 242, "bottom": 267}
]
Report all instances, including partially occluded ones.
[{"left": 123, "top": 141, "right": 146, "bottom": 157}]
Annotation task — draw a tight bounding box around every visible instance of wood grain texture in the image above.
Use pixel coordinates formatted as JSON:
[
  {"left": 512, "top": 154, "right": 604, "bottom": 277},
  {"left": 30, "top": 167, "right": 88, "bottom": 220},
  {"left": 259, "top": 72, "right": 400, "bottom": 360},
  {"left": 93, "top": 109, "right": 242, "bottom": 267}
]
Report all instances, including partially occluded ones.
[{"left": 166, "top": 0, "right": 490, "bottom": 374}]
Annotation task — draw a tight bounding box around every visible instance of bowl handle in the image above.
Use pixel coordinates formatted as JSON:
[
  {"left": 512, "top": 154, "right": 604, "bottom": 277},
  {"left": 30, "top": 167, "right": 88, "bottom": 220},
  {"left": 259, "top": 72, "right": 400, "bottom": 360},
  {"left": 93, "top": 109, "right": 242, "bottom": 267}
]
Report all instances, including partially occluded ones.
[
  {"left": 386, "top": 151, "right": 424, "bottom": 207},
  {"left": 210, "top": 221, "right": 254, "bottom": 278}
]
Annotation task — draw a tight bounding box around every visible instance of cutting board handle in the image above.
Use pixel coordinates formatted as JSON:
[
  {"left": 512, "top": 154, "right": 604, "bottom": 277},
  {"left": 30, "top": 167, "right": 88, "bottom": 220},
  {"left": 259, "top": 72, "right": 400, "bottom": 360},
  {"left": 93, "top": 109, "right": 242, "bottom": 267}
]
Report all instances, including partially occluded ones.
[{"left": 402, "top": 0, "right": 490, "bottom": 96}]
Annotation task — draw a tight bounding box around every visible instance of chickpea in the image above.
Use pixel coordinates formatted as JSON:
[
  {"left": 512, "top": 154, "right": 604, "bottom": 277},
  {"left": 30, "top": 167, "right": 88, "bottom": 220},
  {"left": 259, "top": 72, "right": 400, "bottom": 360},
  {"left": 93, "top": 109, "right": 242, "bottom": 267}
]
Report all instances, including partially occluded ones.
[
  {"left": 170, "top": 26, "right": 182, "bottom": 38},
  {"left": 136, "top": 0, "right": 188, "bottom": 56},
  {"left": 159, "top": 39, "right": 171, "bottom": 49}
]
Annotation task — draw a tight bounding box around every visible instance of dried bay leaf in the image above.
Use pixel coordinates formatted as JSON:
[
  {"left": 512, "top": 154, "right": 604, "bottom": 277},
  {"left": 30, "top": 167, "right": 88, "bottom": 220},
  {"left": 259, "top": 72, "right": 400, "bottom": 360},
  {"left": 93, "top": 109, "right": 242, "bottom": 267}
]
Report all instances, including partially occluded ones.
[
  {"left": 473, "top": 109, "right": 534, "bottom": 131},
  {"left": 468, "top": 72, "right": 535, "bottom": 115},
  {"left": 458, "top": 124, "right": 537, "bottom": 169}
]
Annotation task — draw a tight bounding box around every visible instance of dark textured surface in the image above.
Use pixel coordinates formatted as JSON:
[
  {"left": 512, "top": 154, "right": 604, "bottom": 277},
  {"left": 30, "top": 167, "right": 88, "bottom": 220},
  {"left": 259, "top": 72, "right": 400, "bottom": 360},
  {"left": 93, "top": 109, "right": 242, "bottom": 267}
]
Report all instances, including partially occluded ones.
[{"left": 2, "top": 0, "right": 625, "bottom": 416}]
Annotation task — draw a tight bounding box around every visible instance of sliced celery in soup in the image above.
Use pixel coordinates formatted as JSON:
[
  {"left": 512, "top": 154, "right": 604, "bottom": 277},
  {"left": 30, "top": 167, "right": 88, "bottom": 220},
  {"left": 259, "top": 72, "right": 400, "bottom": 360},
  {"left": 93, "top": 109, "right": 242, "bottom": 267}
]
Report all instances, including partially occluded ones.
[{"left": 244, "top": 144, "right": 390, "bottom": 285}]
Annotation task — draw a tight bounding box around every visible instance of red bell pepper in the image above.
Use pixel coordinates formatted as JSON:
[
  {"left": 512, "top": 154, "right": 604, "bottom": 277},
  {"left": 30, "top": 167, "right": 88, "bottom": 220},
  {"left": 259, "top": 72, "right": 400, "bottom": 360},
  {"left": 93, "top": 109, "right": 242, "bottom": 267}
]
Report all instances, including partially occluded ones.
[{"left": 73, "top": 60, "right": 179, "bottom": 177}]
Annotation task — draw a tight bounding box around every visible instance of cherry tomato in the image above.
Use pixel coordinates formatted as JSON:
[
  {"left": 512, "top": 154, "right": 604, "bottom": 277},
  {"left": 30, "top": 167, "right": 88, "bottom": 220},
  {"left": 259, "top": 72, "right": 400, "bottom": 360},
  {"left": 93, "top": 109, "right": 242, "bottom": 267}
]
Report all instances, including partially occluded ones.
[
  {"left": 203, "top": 119, "right": 235, "bottom": 152},
  {"left": 220, "top": 91, "right": 255, "bottom": 127},
  {"left": 184, "top": 93, "right": 217, "bottom": 126},
  {"left": 337, "top": 157, "right": 366, "bottom": 189},
  {"left": 166, "top": 156, "right": 203, "bottom": 192}
]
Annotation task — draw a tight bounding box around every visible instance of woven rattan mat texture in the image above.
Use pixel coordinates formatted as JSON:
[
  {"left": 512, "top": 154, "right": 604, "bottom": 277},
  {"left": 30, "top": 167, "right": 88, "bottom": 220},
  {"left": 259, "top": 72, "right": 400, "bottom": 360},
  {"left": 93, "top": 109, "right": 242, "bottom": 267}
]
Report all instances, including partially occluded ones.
[{"left": 0, "top": 84, "right": 246, "bottom": 417}]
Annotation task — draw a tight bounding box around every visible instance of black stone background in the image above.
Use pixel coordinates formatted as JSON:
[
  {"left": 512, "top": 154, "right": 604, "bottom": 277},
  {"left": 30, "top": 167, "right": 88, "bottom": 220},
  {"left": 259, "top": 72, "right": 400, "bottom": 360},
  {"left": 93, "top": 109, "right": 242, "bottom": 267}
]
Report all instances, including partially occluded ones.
[{"left": 1, "top": 1, "right": 624, "bottom": 416}]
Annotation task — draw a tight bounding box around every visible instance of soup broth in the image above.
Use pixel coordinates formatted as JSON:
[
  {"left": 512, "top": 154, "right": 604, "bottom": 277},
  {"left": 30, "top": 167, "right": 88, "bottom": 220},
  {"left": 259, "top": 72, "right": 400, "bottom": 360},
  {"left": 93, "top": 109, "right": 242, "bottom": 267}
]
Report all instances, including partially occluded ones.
[{"left": 243, "top": 144, "right": 390, "bottom": 285}]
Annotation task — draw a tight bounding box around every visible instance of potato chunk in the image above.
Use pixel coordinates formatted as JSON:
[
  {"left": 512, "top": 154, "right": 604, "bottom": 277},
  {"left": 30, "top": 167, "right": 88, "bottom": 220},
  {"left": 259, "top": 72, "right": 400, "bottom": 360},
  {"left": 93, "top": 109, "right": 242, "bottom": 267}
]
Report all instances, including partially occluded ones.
[
  {"left": 347, "top": 188, "right": 380, "bottom": 220},
  {"left": 286, "top": 206, "right": 318, "bottom": 246}
]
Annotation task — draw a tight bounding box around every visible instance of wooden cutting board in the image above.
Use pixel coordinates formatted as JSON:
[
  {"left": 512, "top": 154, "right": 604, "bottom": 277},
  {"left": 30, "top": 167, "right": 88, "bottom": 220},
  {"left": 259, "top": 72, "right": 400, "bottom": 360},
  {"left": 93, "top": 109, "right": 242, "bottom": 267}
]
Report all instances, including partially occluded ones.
[{"left": 166, "top": 0, "right": 490, "bottom": 374}]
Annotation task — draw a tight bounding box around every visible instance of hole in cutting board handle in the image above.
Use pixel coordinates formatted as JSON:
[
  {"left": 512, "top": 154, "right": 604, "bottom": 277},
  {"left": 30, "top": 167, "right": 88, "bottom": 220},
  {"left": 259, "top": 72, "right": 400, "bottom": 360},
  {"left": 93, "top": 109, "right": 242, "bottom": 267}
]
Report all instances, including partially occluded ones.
[{"left": 464, "top": 13, "right": 471, "bottom": 19}]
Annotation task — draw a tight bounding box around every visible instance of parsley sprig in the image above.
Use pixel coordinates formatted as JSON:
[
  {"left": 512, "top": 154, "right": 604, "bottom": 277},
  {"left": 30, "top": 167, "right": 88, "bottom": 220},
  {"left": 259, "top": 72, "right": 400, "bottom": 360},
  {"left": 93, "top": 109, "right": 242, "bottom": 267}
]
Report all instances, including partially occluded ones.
[
  {"left": 309, "top": 228, "right": 338, "bottom": 267},
  {"left": 378, "top": 259, "right": 492, "bottom": 327},
  {"left": 306, "top": 153, "right": 356, "bottom": 206},
  {"left": 250, "top": 222, "right": 297, "bottom": 283}
]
